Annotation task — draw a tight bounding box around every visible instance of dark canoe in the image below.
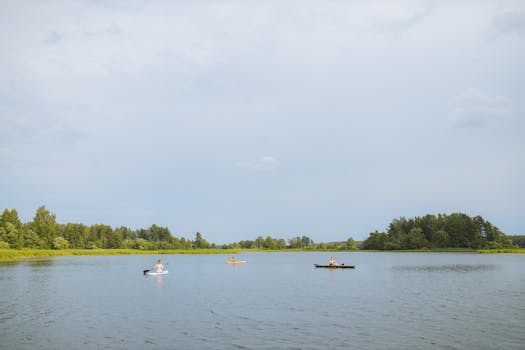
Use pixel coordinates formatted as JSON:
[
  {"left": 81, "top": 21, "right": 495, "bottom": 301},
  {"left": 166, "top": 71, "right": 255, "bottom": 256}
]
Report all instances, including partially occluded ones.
[{"left": 314, "top": 264, "right": 355, "bottom": 269}]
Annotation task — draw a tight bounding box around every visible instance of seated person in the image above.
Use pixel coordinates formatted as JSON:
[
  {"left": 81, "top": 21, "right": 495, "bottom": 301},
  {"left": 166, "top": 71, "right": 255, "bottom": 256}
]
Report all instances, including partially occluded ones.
[
  {"left": 328, "top": 257, "right": 338, "bottom": 266},
  {"left": 155, "top": 259, "right": 164, "bottom": 272}
]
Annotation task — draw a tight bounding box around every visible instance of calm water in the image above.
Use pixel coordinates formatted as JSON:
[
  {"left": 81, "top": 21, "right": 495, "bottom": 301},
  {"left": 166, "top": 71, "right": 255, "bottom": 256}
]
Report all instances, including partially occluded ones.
[{"left": 0, "top": 252, "right": 524, "bottom": 350}]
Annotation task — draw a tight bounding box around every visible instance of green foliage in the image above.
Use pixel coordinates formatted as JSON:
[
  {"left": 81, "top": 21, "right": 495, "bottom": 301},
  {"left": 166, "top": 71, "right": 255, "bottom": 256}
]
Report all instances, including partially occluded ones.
[
  {"left": 23, "top": 228, "right": 43, "bottom": 248},
  {"left": 30, "top": 206, "right": 57, "bottom": 249},
  {"left": 255, "top": 236, "right": 265, "bottom": 248},
  {"left": 192, "top": 232, "right": 210, "bottom": 249},
  {"left": 361, "top": 231, "right": 388, "bottom": 250},
  {"left": 1, "top": 206, "right": 514, "bottom": 252},
  {"left": 0, "top": 209, "right": 24, "bottom": 249},
  {"left": 362, "top": 213, "right": 514, "bottom": 250},
  {"left": 345, "top": 237, "right": 357, "bottom": 250},
  {"left": 60, "top": 223, "right": 88, "bottom": 249},
  {"left": 133, "top": 238, "right": 151, "bottom": 250},
  {"left": 262, "top": 236, "right": 286, "bottom": 249},
  {"left": 288, "top": 235, "right": 314, "bottom": 248},
  {"left": 509, "top": 235, "right": 525, "bottom": 248},
  {"left": 52, "top": 236, "right": 70, "bottom": 249}
]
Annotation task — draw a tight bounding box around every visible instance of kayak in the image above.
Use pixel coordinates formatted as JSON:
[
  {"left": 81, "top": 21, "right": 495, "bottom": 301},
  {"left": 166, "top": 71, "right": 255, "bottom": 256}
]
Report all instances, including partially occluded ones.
[
  {"left": 144, "top": 270, "right": 169, "bottom": 276},
  {"left": 225, "top": 260, "right": 246, "bottom": 264},
  {"left": 314, "top": 264, "right": 355, "bottom": 269}
]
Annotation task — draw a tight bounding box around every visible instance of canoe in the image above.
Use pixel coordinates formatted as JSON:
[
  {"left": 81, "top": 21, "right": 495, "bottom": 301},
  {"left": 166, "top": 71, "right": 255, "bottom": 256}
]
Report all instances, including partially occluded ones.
[
  {"left": 225, "top": 260, "right": 246, "bottom": 264},
  {"left": 314, "top": 264, "right": 355, "bottom": 269},
  {"left": 144, "top": 270, "right": 169, "bottom": 275}
]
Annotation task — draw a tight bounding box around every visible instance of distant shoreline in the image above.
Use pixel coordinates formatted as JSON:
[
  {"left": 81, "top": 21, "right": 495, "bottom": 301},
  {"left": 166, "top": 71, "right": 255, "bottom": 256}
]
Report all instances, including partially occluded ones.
[
  {"left": 0, "top": 248, "right": 241, "bottom": 262},
  {"left": 1, "top": 248, "right": 524, "bottom": 262}
]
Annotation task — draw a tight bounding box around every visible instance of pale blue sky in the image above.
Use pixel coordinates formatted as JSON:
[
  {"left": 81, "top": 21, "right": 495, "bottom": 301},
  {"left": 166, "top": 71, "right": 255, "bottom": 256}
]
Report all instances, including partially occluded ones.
[{"left": 1, "top": 0, "right": 524, "bottom": 243}]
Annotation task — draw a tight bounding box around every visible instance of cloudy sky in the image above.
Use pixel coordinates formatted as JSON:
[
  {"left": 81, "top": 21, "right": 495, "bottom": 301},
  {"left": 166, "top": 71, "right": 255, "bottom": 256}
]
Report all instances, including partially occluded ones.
[{"left": 1, "top": 0, "right": 524, "bottom": 243}]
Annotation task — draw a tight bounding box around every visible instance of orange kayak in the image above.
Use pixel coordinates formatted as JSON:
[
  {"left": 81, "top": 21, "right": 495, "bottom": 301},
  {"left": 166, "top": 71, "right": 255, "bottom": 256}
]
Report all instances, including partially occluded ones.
[{"left": 225, "top": 260, "right": 247, "bottom": 264}]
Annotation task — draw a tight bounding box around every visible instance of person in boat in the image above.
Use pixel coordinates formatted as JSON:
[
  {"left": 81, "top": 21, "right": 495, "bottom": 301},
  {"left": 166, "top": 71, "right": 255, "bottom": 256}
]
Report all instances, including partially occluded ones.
[
  {"left": 155, "top": 259, "right": 164, "bottom": 272},
  {"left": 328, "top": 257, "right": 338, "bottom": 266},
  {"left": 231, "top": 256, "right": 236, "bottom": 262}
]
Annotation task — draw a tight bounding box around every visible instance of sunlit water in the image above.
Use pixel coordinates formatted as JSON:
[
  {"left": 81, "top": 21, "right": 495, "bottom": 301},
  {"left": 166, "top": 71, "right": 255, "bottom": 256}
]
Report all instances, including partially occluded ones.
[{"left": 1, "top": 252, "right": 524, "bottom": 349}]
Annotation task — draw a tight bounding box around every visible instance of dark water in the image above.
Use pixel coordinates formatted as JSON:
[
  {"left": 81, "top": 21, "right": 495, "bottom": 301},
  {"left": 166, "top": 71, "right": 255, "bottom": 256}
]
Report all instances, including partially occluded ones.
[{"left": 0, "top": 252, "right": 524, "bottom": 349}]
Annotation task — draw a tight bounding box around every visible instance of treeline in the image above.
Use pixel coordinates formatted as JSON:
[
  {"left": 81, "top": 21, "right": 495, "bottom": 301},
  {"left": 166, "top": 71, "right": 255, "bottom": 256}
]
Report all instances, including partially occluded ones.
[
  {"left": 361, "top": 213, "right": 514, "bottom": 250},
  {"left": 222, "top": 236, "right": 357, "bottom": 250},
  {"left": 1, "top": 207, "right": 515, "bottom": 251},
  {"left": 0, "top": 206, "right": 214, "bottom": 250},
  {"left": 510, "top": 235, "right": 525, "bottom": 248},
  {"left": 0, "top": 206, "right": 359, "bottom": 251}
]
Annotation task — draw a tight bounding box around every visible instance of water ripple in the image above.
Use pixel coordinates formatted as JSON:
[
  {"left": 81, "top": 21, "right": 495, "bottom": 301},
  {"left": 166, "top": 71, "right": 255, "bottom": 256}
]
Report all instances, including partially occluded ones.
[{"left": 392, "top": 263, "right": 498, "bottom": 273}]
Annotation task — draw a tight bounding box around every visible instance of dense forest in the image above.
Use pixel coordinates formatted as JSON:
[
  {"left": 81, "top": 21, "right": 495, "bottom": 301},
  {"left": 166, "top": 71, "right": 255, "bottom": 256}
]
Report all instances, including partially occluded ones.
[
  {"left": 361, "top": 213, "right": 514, "bottom": 250},
  {"left": 0, "top": 206, "right": 211, "bottom": 250},
  {"left": 0, "top": 207, "right": 516, "bottom": 251},
  {"left": 0, "top": 206, "right": 355, "bottom": 251},
  {"left": 510, "top": 235, "right": 525, "bottom": 248}
]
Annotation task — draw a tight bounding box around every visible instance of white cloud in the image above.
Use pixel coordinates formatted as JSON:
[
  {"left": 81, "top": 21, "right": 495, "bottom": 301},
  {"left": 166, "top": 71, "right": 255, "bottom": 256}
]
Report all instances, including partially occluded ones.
[
  {"left": 236, "top": 156, "right": 277, "bottom": 170},
  {"left": 0, "top": 1, "right": 524, "bottom": 240},
  {"left": 492, "top": 3, "right": 525, "bottom": 35},
  {"left": 449, "top": 88, "right": 513, "bottom": 127}
]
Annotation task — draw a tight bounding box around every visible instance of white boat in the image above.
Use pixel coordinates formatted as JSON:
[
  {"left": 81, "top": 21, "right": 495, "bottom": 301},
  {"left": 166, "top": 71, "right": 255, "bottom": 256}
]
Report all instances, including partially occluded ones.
[{"left": 143, "top": 270, "right": 168, "bottom": 276}]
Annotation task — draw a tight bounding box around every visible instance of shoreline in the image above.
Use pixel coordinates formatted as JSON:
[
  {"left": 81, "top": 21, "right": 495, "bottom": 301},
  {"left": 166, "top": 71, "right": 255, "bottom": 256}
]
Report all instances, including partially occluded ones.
[
  {"left": 0, "top": 248, "right": 241, "bottom": 262},
  {"left": 1, "top": 247, "right": 524, "bottom": 262}
]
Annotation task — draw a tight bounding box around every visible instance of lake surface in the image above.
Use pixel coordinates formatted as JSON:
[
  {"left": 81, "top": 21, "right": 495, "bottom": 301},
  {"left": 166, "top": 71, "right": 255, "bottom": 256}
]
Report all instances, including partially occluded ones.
[{"left": 1, "top": 252, "right": 524, "bottom": 349}]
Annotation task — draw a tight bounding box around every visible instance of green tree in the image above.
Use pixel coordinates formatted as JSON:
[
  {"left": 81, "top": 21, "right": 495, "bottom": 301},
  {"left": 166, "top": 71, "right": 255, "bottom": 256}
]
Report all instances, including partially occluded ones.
[
  {"left": 180, "top": 237, "right": 192, "bottom": 249},
  {"left": 288, "top": 236, "right": 302, "bottom": 248},
  {"left": 133, "top": 238, "right": 151, "bottom": 250},
  {"left": 362, "top": 231, "right": 388, "bottom": 250},
  {"left": 263, "top": 236, "right": 276, "bottom": 249},
  {"left": 239, "top": 240, "right": 256, "bottom": 248},
  {"left": 150, "top": 225, "right": 171, "bottom": 242},
  {"left": 105, "top": 227, "right": 124, "bottom": 249},
  {"left": 0, "top": 209, "right": 24, "bottom": 249},
  {"left": 52, "top": 236, "right": 70, "bottom": 249},
  {"left": 255, "top": 236, "right": 265, "bottom": 248},
  {"left": 30, "top": 206, "right": 57, "bottom": 249},
  {"left": 432, "top": 230, "right": 448, "bottom": 248},
  {"left": 345, "top": 237, "right": 357, "bottom": 250},
  {"left": 61, "top": 223, "right": 88, "bottom": 249},
  {"left": 86, "top": 224, "right": 113, "bottom": 249},
  {"left": 510, "top": 235, "right": 525, "bottom": 248},
  {"left": 23, "top": 227, "right": 43, "bottom": 248},
  {"left": 192, "top": 232, "right": 209, "bottom": 249},
  {"left": 301, "top": 236, "right": 313, "bottom": 247},
  {"left": 401, "top": 227, "right": 428, "bottom": 249}
]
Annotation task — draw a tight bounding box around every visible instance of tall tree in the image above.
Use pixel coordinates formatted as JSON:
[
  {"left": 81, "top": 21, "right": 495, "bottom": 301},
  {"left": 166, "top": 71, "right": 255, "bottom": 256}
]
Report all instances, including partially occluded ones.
[
  {"left": 0, "top": 209, "right": 24, "bottom": 248},
  {"left": 61, "top": 223, "right": 88, "bottom": 249},
  {"left": 192, "top": 232, "right": 209, "bottom": 249},
  {"left": 30, "top": 206, "right": 57, "bottom": 249}
]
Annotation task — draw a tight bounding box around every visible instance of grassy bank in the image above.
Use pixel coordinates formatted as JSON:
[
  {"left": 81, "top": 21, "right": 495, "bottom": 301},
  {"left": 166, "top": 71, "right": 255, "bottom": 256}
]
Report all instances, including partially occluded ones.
[
  {"left": 478, "top": 248, "right": 525, "bottom": 254},
  {"left": 0, "top": 248, "right": 241, "bottom": 262}
]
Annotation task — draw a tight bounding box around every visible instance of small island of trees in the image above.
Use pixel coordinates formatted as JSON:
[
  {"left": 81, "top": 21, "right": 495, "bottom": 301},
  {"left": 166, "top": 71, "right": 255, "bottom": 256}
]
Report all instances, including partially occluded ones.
[{"left": 361, "top": 213, "right": 515, "bottom": 250}]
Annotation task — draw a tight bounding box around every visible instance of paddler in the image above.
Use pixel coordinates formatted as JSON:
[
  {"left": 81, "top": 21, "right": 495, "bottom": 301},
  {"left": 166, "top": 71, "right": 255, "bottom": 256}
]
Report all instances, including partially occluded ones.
[
  {"left": 328, "top": 257, "right": 338, "bottom": 266},
  {"left": 231, "top": 256, "right": 236, "bottom": 262},
  {"left": 155, "top": 259, "right": 164, "bottom": 272}
]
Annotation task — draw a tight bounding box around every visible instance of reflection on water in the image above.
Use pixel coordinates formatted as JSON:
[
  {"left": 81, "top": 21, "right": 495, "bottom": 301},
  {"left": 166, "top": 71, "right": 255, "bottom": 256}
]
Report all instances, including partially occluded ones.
[
  {"left": 392, "top": 264, "right": 498, "bottom": 273},
  {"left": 23, "top": 258, "right": 56, "bottom": 268},
  {"left": 150, "top": 275, "right": 165, "bottom": 287},
  {"left": 0, "top": 258, "right": 56, "bottom": 268}
]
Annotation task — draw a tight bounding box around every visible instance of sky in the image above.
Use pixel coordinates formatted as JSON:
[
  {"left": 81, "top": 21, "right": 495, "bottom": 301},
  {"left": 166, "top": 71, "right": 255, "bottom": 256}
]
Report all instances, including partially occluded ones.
[{"left": 1, "top": 0, "right": 524, "bottom": 243}]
